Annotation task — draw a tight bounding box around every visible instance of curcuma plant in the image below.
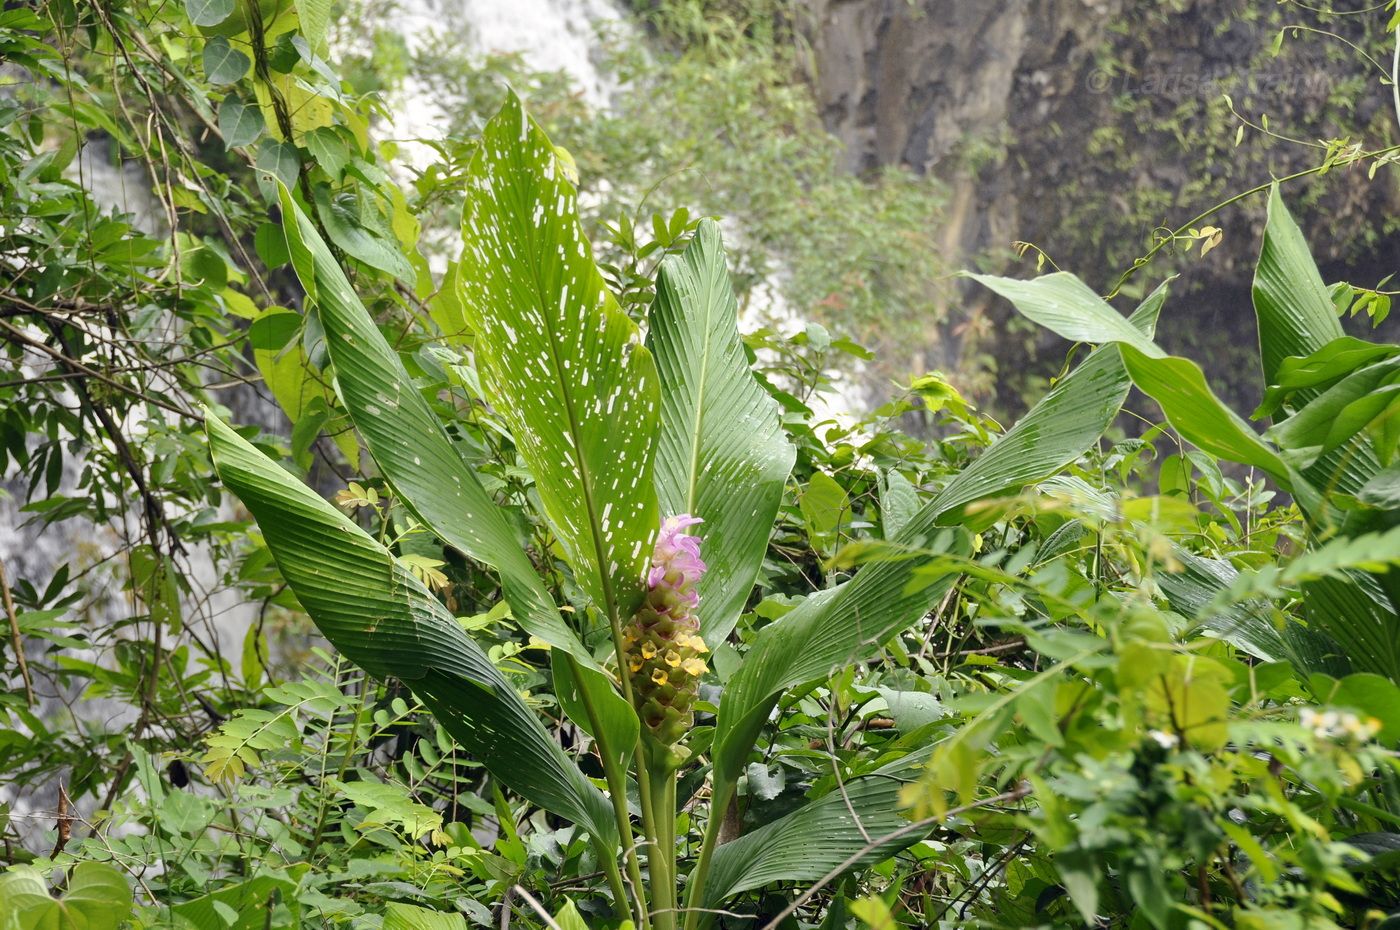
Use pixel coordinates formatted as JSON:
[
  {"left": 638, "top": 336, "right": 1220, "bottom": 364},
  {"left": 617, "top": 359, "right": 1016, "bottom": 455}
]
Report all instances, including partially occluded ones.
[{"left": 206, "top": 94, "right": 1171, "bottom": 928}]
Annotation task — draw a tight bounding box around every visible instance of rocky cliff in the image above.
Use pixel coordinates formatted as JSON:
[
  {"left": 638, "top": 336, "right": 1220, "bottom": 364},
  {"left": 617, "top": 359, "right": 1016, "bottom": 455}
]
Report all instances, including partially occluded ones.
[{"left": 798, "top": 0, "right": 1400, "bottom": 408}]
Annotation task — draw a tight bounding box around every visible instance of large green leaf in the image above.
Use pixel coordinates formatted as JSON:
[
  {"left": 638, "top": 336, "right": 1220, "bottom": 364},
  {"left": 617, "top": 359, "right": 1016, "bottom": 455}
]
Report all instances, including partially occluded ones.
[
  {"left": 926, "top": 283, "right": 1167, "bottom": 521},
  {"left": 275, "top": 184, "right": 593, "bottom": 667},
  {"left": 710, "top": 528, "right": 968, "bottom": 787},
  {"left": 968, "top": 272, "right": 1293, "bottom": 485},
  {"left": 648, "top": 219, "right": 795, "bottom": 644},
  {"left": 206, "top": 413, "right": 617, "bottom": 846},
  {"left": 1248, "top": 188, "right": 1396, "bottom": 679},
  {"left": 0, "top": 863, "right": 132, "bottom": 930},
  {"left": 1251, "top": 187, "right": 1381, "bottom": 498},
  {"left": 1252, "top": 185, "right": 1345, "bottom": 388},
  {"left": 702, "top": 753, "right": 930, "bottom": 906},
  {"left": 170, "top": 874, "right": 298, "bottom": 930},
  {"left": 383, "top": 903, "right": 468, "bottom": 930},
  {"left": 708, "top": 287, "right": 1165, "bottom": 788},
  {"left": 1157, "top": 548, "right": 1348, "bottom": 678},
  {"left": 457, "top": 93, "right": 659, "bottom": 620}
]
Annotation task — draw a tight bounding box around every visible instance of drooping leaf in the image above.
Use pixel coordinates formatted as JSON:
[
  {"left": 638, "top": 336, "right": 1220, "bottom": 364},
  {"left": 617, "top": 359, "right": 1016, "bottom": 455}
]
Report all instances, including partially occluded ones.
[
  {"left": 275, "top": 184, "right": 593, "bottom": 666},
  {"left": 968, "top": 272, "right": 1293, "bottom": 485},
  {"left": 205, "top": 413, "right": 617, "bottom": 846},
  {"left": 457, "top": 92, "right": 659, "bottom": 620},
  {"left": 927, "top": 283, "right": 1167, "bottom": 521},
  {"left": 648, "top": 219, "right": 795, "bottom": 643},
  {"left": 312, "top": 185, "right": 415, "bottom": 284}
]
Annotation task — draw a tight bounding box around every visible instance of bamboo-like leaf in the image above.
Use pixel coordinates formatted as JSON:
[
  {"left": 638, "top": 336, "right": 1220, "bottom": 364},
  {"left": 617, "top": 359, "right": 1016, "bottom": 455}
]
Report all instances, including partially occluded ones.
[
  {"left": 275, "top": 185, "right": 593, "bottom": 666},
  {"left": 206, "top": 413, "right": 617, "bottom": 846},
  {"left": 457, "top": 93, "right": 659, "bottom": 620},
  {"left": 648, "top": 219, "right": 795, "bottom": 644}
]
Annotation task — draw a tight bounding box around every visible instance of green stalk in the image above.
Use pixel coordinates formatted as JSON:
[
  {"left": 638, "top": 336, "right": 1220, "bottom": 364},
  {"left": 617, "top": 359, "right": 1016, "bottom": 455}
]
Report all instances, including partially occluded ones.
[
  {"left": 681, "top": 776, "right": 734, "bottom": 930},
  {"left": 566, "top": 655, "right": 650, "bottom": 930},
  {"left": 647, "top": 757, "right": 679, "bottom": 930},
  {"left": 635, "top": 745, "right": 662, "bottom": 914},
  {"left": 595, "top": 837, "right": 632, "bottom": 922}
]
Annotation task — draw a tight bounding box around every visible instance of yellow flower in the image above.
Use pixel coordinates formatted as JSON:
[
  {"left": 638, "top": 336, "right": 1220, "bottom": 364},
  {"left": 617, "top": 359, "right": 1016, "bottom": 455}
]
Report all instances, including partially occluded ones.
[
  {"left": 664, "top": 650, "right": 682, "bottom": 668},
  {"left": 682, "top": 658, "right": 707, "bottom": 677},
  {"left": 651, "top": 668, "right": 669, "bottom": 686}
]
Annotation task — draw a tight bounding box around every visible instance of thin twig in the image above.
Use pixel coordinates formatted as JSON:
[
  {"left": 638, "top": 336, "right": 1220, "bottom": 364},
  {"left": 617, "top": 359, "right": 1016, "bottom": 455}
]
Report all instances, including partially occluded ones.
[
  {"left": 514, "top": 886, "right": 564, "bottom": 930},
  {"left": 0, "top": 558, "right": 34, "bottom": 707}
]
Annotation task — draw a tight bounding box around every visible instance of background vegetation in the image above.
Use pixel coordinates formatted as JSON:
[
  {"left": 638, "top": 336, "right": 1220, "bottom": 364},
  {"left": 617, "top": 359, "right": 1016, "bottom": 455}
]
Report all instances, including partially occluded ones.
[{"left": 2, "top": 0, "right": 1400, "bottom": 928}]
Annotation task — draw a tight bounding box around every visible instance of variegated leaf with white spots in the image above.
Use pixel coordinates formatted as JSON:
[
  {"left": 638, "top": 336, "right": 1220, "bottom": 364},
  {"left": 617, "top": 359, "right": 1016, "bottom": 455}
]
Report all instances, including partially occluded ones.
[{"left": 458, "top": 94, "right": 660, "bottom": 619}]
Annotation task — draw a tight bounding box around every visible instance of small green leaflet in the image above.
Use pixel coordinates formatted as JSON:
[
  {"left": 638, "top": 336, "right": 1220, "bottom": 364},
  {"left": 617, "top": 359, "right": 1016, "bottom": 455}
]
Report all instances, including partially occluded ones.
[
  {"left": 202, "top": 36, "right": 250, "bottom": 84},
  {"left": 218, "top": 93, "right": 263, "bottom": 149}
]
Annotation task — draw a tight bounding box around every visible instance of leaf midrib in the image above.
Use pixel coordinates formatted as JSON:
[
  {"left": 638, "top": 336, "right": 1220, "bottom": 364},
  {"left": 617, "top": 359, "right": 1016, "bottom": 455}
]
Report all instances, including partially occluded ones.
[
  {"left": 517, "top": 186, "right": 626, "bottom": 628},
  {"left": 683, "top": 255, "right": 719, "bottom": 514}
]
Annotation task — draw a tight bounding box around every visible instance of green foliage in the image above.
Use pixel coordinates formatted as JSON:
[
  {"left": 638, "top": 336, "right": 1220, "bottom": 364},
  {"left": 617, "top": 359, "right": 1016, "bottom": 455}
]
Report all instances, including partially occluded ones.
[{"left": 4, "top": 2, "right": 1400, "bottom": 930}]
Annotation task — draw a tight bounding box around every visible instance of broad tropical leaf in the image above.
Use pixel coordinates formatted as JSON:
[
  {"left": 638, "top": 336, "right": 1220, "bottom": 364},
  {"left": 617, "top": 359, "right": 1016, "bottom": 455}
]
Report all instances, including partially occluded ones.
[
  {"left": 709, "top": 287, "right": 1164, "bottom": 787},
  {"left": 968, "top": 272, "right": 1294, "bottom": 485},
  {"left": 275, "top": 184, "right": 593, "bottom": 666},
  {"left": 554, "top": 656, "right": 637, "bottom": 772},
  {"left": 206, "top": 413, "right": 618, "bottom": 846},
  {"left": 1251, "top": 187, "right": 1382, "bottom": 497},
  {"left": 648, "top": 219, "right": 795, "bottom": 644},
  {"left": 1158, "top": 548, "right": 1348, "bottom": 677},
  {"left": 1248, "top": 189, "right": 1396, "bottom": 679},
  {"left": 1253, "top": 184, "right": 1345, "bottom": 388},
  {"left": 457, "top": 93, "right": 659, "bottom": 620},
  {"left": 710, "top": 528, "right": 968, "bottom": 787},
  {"left": 926, "top": 283, "right": 1167, "bottom": 522},
  {"left": 702, "top": 752, "right": 931, "bottom": 906}
]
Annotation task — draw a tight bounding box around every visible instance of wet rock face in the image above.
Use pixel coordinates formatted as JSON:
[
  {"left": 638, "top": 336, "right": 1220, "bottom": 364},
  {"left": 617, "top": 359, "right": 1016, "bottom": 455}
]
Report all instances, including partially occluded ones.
[
  {"left": 798, "top": 0, "right": 1400, "bottom": 408},
  {"left": 799, "top": 0, "right": 1120, "bottom": 177}
]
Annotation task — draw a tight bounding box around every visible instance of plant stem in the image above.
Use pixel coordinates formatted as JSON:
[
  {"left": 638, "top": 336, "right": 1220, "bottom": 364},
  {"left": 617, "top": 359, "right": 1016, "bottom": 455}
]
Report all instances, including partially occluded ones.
[
  {"left": 566, "top": 656, "right": 650, "bottom": 929},
  {"left": 681, "top": 776, "right": 734, "bottom": 930},
  {"left": 647, "top": 759, "right": 679, "bottom": 930},
  {"left": 595, "top": 838, "right": 632, "bottom": 924},
  {"left": 635, "top": 746, "right": 662, "bottom": 917}
]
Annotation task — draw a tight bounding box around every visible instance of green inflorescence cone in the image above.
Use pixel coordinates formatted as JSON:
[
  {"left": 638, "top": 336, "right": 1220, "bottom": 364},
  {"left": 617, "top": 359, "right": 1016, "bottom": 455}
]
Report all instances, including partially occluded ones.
[{"left": 625, "top": 515, "right": 709, "bottom": 747}]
